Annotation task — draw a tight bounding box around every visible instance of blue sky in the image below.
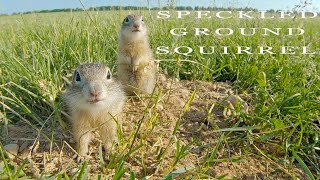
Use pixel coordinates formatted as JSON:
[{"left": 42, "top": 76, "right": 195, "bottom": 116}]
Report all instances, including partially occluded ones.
[{"left": 0, "top": 0, "right": 319, "bottom": 14}]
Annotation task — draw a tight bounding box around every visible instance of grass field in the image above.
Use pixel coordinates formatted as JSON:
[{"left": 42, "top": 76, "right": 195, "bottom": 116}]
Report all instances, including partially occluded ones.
[{"left": 0, "top": 9, "right": 319, "bottom": 179}]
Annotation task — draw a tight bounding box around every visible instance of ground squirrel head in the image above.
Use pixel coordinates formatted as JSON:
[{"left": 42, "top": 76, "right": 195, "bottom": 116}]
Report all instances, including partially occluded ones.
[
  {"left": 121, "top": 14, "right": 147, "bottom": 41},
  {"left": 66, "top": 63, "right": 121, "bottom": 110}
]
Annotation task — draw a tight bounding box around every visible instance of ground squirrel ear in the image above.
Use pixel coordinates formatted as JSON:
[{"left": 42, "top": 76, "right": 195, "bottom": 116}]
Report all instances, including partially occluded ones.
[{"left": 106, "top": 69, "right": 112, "bottom": 79}]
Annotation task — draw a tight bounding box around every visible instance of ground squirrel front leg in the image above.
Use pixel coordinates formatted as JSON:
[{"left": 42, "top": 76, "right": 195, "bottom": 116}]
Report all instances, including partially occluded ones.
[
  {"left": 73, "top": 113, "right": 93, "bottom": 157},
  {"left": 98, "top": 118, "right": 118, "bottom": 158},
  {"left": 131, "top": 57, "right": 137, "bottom": 72}
]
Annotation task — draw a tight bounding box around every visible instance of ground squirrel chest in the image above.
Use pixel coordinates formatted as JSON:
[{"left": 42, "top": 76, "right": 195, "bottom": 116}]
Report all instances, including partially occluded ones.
[{"left": 121, "top": 40, "right": 150, "bottom": 59}]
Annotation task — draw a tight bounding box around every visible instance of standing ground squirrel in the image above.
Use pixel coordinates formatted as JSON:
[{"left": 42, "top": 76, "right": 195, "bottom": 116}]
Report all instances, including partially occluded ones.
[
  {"left": 64, "top": 63, "right": 125, "bottom": 158},
  {"left": 117, "top": 14, "right": 157, "bottom": 95}
]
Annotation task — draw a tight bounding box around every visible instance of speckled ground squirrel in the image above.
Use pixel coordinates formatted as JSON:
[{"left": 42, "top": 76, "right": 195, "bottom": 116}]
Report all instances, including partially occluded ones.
[
  {"left": 64, "top": 63, "right": 125, "bottom": 158},
  {"left": 117, "top": 14, "right": 157, "bottom": 95}
]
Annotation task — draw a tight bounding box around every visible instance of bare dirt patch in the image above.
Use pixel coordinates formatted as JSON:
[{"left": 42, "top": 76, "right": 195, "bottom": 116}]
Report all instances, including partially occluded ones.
[{"left": 1, "top": 74, "right": 307, "bottom": 179}]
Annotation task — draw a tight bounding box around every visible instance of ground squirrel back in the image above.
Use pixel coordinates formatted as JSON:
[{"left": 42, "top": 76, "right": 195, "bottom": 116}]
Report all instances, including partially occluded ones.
[
  {"left": 117, "top": 14, "right": 157, "bottom": 95},
  {"left": 64, "top": 63, "right": 125, "bottom": 159}
]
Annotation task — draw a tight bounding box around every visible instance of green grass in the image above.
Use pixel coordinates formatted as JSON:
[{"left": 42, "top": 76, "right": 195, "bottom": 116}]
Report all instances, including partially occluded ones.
[{"left": 0, "top": 10, "right": 319, "bottom": 178}]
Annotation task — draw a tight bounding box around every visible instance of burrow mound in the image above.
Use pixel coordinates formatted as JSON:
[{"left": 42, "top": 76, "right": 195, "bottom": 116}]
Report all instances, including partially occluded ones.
[{"left": 1, "top": 74, "right": 306, "bottom": 179}]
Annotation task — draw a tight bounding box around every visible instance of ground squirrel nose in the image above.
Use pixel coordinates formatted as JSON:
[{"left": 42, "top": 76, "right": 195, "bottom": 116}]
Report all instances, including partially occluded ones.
[
  {"left": 90, "top": 91, "right": 101, "bottom": 97},
  {"left": 133, "top": 23, "right": 140, "bottom": 29}
]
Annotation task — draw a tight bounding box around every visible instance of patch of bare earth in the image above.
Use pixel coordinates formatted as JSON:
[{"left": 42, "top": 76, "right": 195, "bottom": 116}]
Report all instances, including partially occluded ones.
[{"left": 1, "top": 74, "right": 307, "bottom": 179}]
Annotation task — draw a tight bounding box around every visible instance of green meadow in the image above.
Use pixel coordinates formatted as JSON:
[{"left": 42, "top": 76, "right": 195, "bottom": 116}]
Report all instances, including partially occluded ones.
[{"left": 0, "top": 10, "right": 319, "bottom": 179}]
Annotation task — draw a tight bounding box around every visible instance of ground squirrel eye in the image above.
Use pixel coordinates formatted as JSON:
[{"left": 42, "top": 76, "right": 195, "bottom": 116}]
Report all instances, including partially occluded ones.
[
  {"left": 124, "top": 17, "right": 129, "bottom": 23},
  {"left": 141, "top": 17, "right": 144, "bottom": 22},
  {"left": 106, "top": 70, "right": 112, "bottom": 79},
  {"left": 75, "top": 71, "right": 81, "bottom": 82}
]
